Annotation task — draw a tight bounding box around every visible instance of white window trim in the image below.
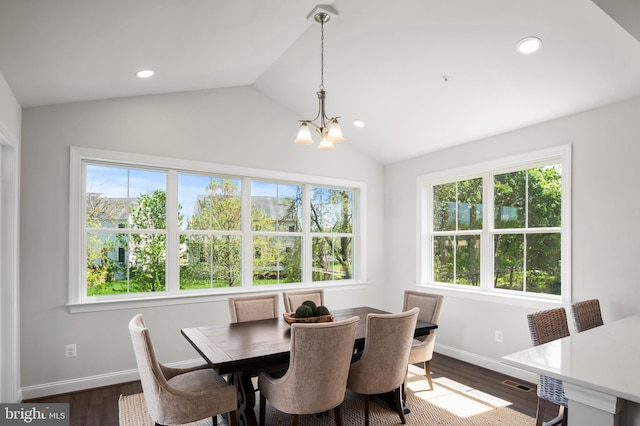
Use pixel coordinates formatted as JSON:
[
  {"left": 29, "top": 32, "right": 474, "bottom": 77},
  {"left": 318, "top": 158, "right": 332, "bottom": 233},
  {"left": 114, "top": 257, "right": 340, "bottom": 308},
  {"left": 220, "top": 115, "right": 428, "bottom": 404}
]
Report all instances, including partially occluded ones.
[
  {"left": 69, "top": 146, "right": 367, "bottom": 313},
  {"left": 416, "top": 144, "right": 572, "bottom": 305}
]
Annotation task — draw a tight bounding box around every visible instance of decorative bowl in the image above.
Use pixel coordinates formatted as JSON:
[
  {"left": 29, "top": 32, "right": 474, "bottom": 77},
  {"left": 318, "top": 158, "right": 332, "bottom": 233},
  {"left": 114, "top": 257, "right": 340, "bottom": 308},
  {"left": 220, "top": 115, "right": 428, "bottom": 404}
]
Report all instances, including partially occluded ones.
[{"left": 283, "top": 312, "right": 335, "bottom": 325}]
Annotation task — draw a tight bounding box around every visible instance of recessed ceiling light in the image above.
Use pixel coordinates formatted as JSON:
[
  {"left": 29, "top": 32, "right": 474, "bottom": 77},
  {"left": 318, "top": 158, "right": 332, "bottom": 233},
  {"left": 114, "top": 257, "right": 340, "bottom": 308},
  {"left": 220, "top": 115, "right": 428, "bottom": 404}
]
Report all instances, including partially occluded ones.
[
  {"left": 353, "top": 120, "right": 366, "bottom": 128},
  {"left": 516, "top": 37, "right": 542, "bottom": 55},
  {"left": 136, "top": 69, "right": 154, "bottom": 79}
]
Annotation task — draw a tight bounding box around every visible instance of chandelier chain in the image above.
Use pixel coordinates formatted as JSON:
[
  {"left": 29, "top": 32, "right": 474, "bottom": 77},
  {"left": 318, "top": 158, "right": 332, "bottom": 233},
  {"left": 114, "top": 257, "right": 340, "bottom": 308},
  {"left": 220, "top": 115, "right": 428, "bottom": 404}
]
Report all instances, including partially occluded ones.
[{"left": 320, "top": 18, "right": 325, "bottom": 91}]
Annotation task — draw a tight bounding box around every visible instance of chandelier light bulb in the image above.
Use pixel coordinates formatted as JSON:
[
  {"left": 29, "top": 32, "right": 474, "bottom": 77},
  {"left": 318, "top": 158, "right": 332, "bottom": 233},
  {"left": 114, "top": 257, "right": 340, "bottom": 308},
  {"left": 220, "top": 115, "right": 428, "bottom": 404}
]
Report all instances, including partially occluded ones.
[
  {"left": 294, "top": 123, "right": 314, "bottom": 145},
  {"left": 317, "top": 138, "right": 336, "bottom": 151},
  {"left": 326, "top": 120, "right": 345, "bottom": 143}
]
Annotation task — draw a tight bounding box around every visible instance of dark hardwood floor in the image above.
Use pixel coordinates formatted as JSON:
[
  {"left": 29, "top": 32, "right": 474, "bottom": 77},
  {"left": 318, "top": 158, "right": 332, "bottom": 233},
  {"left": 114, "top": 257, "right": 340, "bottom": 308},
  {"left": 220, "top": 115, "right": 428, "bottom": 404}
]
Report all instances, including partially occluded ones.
[{"left": 25, "top": 352, "right": 538, "bottom": 426}]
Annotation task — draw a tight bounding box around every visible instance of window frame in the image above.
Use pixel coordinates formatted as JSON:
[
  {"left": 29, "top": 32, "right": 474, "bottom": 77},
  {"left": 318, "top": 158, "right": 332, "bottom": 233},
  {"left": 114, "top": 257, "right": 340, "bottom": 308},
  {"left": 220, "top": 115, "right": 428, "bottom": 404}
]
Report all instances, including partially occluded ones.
[
  {"left": 69, "top": 147, "right": 367, "bottom": 312},
  {"left": 417, "top": 145, "right": 571, "bottom": 305}
]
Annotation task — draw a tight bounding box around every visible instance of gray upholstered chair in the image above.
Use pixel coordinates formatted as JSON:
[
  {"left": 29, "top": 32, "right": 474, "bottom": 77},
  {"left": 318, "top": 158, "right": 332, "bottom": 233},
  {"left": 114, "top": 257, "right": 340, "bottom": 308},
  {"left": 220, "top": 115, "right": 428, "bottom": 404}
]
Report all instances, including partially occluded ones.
[
  {"left": 527, "top": 308, "right": 570, "bottom": 426},
  {"left": 347, "top": 308, "right": 419, "bottom": 426},
  {"left": 403, "top": 290, "right": 444, "bottom": 390},
  {"left": 128, "top": 314, "right": 237, "bottom": 426},
  {"left": 228, "top": 293, "right": 279, "bottom": 323},
  {"left": 282, "top": 288, "right": 324, "bottom": 313},
  {"left": 258, "top": 316, "right": 359, "bottom": 426},
  {"left": 571, "top": 299, "right": 603, "bottom": 333}
]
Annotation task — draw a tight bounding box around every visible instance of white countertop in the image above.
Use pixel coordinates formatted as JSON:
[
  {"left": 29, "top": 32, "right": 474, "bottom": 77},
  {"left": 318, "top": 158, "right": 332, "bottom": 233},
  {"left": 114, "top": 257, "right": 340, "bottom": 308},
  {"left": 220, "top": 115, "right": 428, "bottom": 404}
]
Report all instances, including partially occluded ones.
[{"left": 502, "top": 315, "right": 640, "bottom": 404}]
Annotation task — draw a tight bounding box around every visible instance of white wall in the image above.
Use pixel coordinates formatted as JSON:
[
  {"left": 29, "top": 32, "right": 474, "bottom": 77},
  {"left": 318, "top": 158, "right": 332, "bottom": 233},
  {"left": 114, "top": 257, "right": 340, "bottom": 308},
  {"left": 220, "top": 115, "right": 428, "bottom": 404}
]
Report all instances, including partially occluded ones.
[
  {"left": 0, "top": 71, "right": 22, "bottom": 402},
  {"left": 19, "top": 86, "right": 385, "bottom": 397},
  {"left": 385, "top": 95, "right": 640, "bottom": 380}
]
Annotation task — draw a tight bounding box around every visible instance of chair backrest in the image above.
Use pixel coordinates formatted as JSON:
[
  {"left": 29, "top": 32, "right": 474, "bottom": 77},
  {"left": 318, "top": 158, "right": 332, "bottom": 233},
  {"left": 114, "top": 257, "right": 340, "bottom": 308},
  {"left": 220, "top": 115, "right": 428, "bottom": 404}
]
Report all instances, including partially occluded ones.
[
  {"left": 282, "top": 288, "right": 324, "bottom": 313},
  {"left": 128, "top": 314, "right": 170, "bottom": 421},
  {"left": 403, "top": 290, "right": 444, "bottom": 361},
  {"left": 527, "top": 307, "right": 570, "bottom": 346},
  {"left": 280, "top": 316, "right": 360, "bottom": 413},
  {"left": 228, "top": 293, "right": 279, "bottom": 323},
  {"left": 403, "top": 290, "right": 443, "bottom": 324},
  {"left": 348, "top": 308, "right": 419, "bottom": 394},
  {"left": 526, "top": 307, "right": 570, "bottom": 406},
  {"left": 571, "top": 299, "right": 603, "bottom": 333}
]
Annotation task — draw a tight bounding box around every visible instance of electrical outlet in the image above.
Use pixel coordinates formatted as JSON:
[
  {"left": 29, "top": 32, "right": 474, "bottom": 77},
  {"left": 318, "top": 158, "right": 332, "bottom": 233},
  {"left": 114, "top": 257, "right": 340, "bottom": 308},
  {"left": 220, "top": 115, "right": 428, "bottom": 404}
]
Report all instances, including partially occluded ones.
[
  {"left": 494, "top": 330, "right": 503, "bottom": 343},
  {"left": 65, "top": 344, "right": 77, "bottom": 358}
]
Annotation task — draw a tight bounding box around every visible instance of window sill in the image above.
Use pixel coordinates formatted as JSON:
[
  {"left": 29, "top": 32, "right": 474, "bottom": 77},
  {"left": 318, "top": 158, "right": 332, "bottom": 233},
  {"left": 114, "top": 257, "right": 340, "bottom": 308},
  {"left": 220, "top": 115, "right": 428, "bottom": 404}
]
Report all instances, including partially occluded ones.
[
  {"left": 68, "top": 282, "right": 367, "bottom": 314},
  {"left": 416, "top": 283, "right": 564, "bottom": 310}
]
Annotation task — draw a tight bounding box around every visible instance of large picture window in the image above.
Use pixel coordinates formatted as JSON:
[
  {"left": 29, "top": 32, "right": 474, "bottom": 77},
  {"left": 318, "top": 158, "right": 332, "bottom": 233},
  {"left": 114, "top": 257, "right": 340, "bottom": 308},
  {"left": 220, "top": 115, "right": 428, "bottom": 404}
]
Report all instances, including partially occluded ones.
[
  {"left": 419, "top": 146, "right": 571, "bottom": 302},
  {"left": 70, "top": 148, "right": 364, "bottom": 308}
]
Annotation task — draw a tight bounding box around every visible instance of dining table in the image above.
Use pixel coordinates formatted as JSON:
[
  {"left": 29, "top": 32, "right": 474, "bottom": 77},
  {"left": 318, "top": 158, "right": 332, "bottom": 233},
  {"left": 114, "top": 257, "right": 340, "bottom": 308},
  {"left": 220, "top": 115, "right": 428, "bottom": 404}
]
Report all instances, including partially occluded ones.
[
  {"left": 502, "top": 314, "right": 640, "bottom": 426},
  {"left": 181, "top": 306, "right": 438, "bottom": 426}
]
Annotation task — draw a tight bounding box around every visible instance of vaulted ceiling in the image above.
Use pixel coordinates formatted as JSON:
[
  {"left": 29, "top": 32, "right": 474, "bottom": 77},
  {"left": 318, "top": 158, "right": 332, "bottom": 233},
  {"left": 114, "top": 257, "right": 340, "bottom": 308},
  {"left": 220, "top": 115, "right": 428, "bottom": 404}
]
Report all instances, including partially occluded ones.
[{"left": 2, "top": 0, "right": 640, "bottom": 164}]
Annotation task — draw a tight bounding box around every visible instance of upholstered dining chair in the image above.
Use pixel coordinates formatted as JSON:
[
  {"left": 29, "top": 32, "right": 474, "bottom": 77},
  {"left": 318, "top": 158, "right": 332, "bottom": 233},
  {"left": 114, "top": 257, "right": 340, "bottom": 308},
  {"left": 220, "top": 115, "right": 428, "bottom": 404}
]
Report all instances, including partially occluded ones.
[
  {"left": 128, "top": 314, "right": 237, "bottom": 426},
  {"left": 228, "top": 293, "right": 279, "bottom": 323},
  {"left": 527, "top": 307, "right": 570, "bottom": 426},
  {"left": 571, "top": 299, "right": 604, "bottom": 333},
  {"left": 258, "top": 316, "right": 360, "bottom": 426},
  {"left": 282, "top": 288, "right": 324, "bottom": 313},
  {"left": 403, "top": 290, "right": 444, "bottom": 390},
  {"left": 347, "top": 308, "right": 419, "bottom": 426}
]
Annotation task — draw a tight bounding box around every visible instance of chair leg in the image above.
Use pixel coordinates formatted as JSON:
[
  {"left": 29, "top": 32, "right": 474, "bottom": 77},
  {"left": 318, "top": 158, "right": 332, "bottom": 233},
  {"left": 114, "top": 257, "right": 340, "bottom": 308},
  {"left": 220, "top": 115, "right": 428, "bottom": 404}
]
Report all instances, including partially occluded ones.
[
  {"left": 542, "top": 404, "right": 566, "bottom": 426},
  {"left": 364, "top": 395, "right": 370, "bottom": 426},
  {"left": 212, "top": 415, "right": 218, "bottom": 426},
  {"left": 394, "top": 387, "right": 407, "bottom": 424},
  {"left": 334, "top": 404, "right": 344, "bottom": 426},
  {"left": 228, "top": 411, "right": 237, "bottom": 426},
  {"left": 425, "top": 360, "right": 434, "bottom": 390},
  {"left": 259, "top": 393, "right": 266, "bottom": 426}
]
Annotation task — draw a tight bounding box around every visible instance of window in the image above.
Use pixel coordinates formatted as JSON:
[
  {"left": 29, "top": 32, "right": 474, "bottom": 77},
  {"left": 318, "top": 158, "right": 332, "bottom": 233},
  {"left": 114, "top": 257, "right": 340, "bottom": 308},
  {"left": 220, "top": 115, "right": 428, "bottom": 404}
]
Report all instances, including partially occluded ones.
[
  {"left": 69, "top": 147, "right": 365, "bottom": 307},
  {"left": 419, "top": 146, "right": 571, "bottom": 303}
]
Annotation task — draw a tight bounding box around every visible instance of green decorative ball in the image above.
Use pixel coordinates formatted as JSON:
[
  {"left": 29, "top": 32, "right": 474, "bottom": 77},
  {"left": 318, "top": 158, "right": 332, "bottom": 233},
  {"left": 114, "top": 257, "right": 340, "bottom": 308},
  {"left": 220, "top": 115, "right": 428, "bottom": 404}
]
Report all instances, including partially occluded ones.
[
  {"left": 314, "top": 305, "right": 331, "bottom": 316},
  {"left": 302, "top": 300, "right": 317, "bottom": 311},
  {"left": 295, "top": 304, "right": 314, "bottom": 318}
]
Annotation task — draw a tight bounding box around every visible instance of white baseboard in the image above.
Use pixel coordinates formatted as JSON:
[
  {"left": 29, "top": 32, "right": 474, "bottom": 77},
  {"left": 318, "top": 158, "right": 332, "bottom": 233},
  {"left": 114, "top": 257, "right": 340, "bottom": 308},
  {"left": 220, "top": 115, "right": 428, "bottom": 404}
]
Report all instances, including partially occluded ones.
[
  {"left": 20, "top": 358, "right": 203, "bottom": 401},
  {"left": 435, "top": 343, "right": 538, "bottom": 385}
]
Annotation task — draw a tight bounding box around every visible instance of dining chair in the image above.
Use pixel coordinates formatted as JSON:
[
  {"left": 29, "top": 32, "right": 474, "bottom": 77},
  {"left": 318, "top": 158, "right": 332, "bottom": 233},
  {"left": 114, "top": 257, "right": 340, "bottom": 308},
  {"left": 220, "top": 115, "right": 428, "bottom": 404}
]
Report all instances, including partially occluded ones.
[
  {"left": 228, "top": 293, "right": 279, "bottom": 323},
  {"left": 282, "top": 288, "right": 325, "bottom": 313},
  {"left": 258, "top": 316, "right": 360, "bottom": 426},
  {"left": 403, "top": 290, "right": 444, "bottom": 390},
  {"left": 128, "top": 314, "right": 237, "bottom": 426},
  {"left": 571, "top": 299, "right": 603, "bottom": 333},
  {"left": 527, "top": 307, "right": 570, "bottom": 426},
  {"left": 347, "top": 308, "right": 419, "bottom": 426}
]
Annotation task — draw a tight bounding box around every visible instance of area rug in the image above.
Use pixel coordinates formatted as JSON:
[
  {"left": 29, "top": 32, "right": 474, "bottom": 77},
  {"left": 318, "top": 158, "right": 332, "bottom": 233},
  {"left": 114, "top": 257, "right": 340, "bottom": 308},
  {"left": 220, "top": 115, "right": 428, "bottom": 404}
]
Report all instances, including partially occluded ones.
[{"left": 120, "top": 366, "right": 535, "bottom": 425}]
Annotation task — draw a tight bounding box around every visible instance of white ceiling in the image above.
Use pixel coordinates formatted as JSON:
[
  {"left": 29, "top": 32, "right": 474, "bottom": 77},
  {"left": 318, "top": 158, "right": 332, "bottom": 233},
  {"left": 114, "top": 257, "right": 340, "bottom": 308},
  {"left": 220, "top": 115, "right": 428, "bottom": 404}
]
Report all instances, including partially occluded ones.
[{"left": 2, "top": 0, "right": 640, "bottom": 165}]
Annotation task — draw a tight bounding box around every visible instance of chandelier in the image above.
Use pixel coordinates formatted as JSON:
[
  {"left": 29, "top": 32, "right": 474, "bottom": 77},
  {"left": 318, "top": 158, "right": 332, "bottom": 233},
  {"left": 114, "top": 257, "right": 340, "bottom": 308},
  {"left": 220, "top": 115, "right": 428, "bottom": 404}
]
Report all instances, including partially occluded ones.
[{"left": 294, "top": 6, "right": 344, "bottom": 151}]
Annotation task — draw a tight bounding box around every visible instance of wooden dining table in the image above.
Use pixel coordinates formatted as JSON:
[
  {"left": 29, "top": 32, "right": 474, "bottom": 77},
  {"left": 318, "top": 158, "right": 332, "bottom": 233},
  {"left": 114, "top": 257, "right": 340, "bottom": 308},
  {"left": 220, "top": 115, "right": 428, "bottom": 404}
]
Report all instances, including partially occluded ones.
[{"left": 181, "top": 306, "right": 438, "bottom": 426}]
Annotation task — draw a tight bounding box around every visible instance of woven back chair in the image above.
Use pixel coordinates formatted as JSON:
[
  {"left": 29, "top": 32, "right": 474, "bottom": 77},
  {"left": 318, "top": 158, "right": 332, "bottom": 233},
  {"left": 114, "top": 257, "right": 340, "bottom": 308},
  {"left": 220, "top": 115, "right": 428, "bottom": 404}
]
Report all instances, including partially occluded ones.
[
  {"left": 571, "top": 299, "right": 603, "bottom": 333},
  {"left": 527, "top": 307, "right": 570, "bottom": 426}
]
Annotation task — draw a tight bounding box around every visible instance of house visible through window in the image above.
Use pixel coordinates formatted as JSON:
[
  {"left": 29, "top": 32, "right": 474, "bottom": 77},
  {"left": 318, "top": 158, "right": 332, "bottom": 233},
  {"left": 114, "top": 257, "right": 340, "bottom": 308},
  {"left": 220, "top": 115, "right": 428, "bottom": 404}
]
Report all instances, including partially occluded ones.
[{"left": 419, "top": 146, "right": 571, "bottom": 302}]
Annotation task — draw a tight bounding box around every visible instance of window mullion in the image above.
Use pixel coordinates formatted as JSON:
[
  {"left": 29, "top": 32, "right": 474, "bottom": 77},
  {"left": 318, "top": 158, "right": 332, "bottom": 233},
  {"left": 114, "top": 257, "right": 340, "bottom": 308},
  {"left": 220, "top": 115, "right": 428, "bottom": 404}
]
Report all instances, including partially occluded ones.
[
  {"left": 302, "top": 184, "right": 312, "bottom": 283},
  {"left": 165, "top": 170, "right": 179, "bottom": 292},
  {"left": 242, "top": 177, "right": 253, "bottom": 287},
  {"left": 481, "top": 173, "right": 493, "bottom": 290}
]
